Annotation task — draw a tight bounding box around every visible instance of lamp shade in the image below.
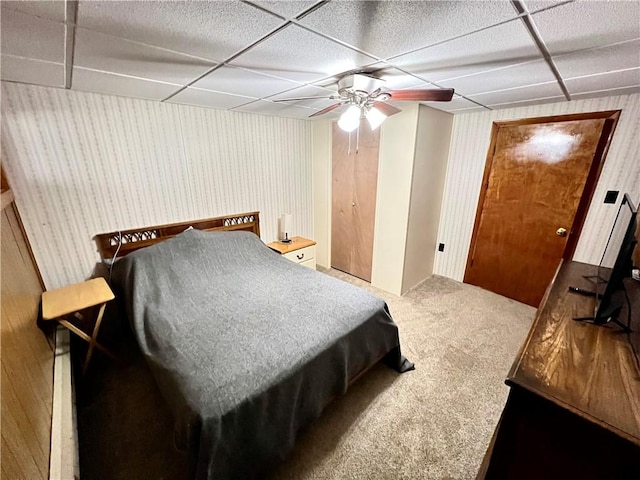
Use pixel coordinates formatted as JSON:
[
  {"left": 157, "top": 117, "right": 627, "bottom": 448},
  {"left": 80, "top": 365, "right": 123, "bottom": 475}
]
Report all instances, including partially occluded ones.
[
  {"left": 366, "top": 106, "right": 387, "bottom": 130},
  {"left": 279, "top": 213, "right": 292, "bottom": 242},
  {"left": 338, "top": 105, "right": 361, "bottom": 132}
]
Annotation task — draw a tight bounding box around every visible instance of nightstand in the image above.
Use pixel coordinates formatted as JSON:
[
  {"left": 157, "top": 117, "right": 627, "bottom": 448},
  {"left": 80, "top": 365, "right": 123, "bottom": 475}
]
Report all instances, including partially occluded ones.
[
  {"left": 42, "top": 277, "right": 117, "bottom": 375},
  {"left": 267, "top": 236, "right": 317, "bottom": 270}
]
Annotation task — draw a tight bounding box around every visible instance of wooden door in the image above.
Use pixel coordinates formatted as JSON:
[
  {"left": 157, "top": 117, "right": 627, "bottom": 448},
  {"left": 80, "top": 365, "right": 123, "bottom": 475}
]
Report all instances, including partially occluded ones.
[
  {"left": 465, "top": 112, "right": 619, "bottom": 307},
  {"left": 332, "top": 123, "right": 380, "bottom": 282}
]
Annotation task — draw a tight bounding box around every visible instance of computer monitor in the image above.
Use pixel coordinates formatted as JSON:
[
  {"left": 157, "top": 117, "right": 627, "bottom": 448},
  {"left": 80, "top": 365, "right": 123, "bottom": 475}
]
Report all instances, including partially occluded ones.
[{"left": 594, "top": 193, "right": 638, "bottom": 327}]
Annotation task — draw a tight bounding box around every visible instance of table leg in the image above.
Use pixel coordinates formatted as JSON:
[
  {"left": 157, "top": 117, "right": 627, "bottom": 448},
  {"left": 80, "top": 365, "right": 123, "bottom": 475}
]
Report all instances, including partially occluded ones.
[
  {"left": 57, "top": 303, "right": 118, "bottom": 375},
  {"left": 83, "top": 302, "right": 107, "bottom": 375}
]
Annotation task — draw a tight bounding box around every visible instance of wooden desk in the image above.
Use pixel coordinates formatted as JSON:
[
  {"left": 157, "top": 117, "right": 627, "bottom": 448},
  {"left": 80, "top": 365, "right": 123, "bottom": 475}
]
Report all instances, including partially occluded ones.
[
  {"left": 479, "top": 261, "right": 640, "bottom": 479},
  {"left": 42, "top": 277, "right": 116, "bottom": 374}
]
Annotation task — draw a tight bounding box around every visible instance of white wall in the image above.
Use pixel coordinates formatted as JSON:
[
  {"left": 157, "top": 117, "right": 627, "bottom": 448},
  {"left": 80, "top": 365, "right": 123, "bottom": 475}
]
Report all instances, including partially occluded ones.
[
  {"left": 402, "top": 106, "right": 453, "bottom": 293},
  {"left": 1, "top": 82, "right": 313, "bottom": 289},
  {"left": 370, "top": 104, "right": 420, "bottom": 295},
  {"left": 434, "top": 93, "right": 640, "bottom": 281},
  {"left": 312, "top": 120, "right": 332, "bottom": 269}
]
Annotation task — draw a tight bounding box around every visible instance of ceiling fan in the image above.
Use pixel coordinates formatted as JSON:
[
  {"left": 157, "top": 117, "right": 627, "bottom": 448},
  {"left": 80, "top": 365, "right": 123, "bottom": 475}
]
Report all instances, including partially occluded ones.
[{"left": 272, "top": 73, "right": 454, "bottom": 131}]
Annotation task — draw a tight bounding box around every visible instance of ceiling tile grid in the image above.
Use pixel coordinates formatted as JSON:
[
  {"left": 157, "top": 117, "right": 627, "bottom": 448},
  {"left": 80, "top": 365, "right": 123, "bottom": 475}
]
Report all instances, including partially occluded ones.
[
  {"left": 1, "top": 0, "right": 639, "bottom": 117},
  {"left": 297, "top": 1, "right": 520, "bottom": 61},
  {"left": 389, "top": 19, "right": 543, "bottom": 85},
  {"left": 76, "top": 0, "right": 285, "bottom": 63},
  {"left": 72, "top": 67, "right": 182, "bottom": 101},
  {"left": 167, "top": 87, "right": 258, "bottom": 110},
  {"left": 73, "top": 28, "right": 217, "bottom": 86}
]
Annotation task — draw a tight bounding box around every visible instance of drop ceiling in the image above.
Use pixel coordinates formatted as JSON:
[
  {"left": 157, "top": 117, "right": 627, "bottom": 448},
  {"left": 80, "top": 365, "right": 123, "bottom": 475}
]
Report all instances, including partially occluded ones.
[{"left": 1, "top": 0, "right": 639, "bottom": 119}]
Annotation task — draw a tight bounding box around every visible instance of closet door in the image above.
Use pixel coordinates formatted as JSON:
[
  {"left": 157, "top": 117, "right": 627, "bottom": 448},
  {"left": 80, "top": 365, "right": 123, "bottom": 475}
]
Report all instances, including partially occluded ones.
[{"left": 331, "top": 122, "right": 380, "bottom": 282}]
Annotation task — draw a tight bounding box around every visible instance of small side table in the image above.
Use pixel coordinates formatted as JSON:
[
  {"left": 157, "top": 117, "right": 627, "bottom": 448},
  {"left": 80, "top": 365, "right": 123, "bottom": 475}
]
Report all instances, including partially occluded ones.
[
  {"left": 267, "top": 236, "right": 317, "bottom": 270},
  {"left": 42, "top": 277, "right": 117, "bottom": 375}
]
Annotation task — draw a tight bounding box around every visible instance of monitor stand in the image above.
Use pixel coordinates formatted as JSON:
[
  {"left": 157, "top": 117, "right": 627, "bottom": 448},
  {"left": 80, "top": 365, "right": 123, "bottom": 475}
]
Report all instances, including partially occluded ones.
[{"left": 572, "top": 305, "right": 632, "bottom": 333}]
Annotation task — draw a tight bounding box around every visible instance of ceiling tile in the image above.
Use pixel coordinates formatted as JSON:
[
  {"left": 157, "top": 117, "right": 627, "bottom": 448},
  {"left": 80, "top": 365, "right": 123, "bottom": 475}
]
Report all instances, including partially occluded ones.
[
  {"left": 565, "top": 69, "right": 640, "bottom": 95},
  {"left": 469, "top": 82, "right": 564, "bottom": 106},
  {"left": 72, "top": 68, "right": 180, "bottom": 101},
  {"left": 167, "top": 87, "right": 257, "bottom": 110},
  {"left": 391, "top": 20, "right": 540, "bottom": 83},
  {"left": 490, "top": 95, "right": 566, "bottom": 109},
  {"left": 447, "top": 106, "right": 489, "bottom": 114},
  {"left": 0, "top": 8, "right": 64, "bottom": 62},
  {"left": 523, "top": 1, "right": 569, "bottom": 14},
  {"left": 571, "top": 86, "right": 640, "bottom": 101},
  {"left": 192, "top": 66, "right": 302, "bottom": 99},
  {"left": 422, "top": 95, "right": 485, "bottom": 112},
  {"left": 1, "top": 0, "right": 66, "bottom": 23},
  {"left": 267, "top": 85, "right": 337, "bottom": 109},
  {"left": 230, "top": 24, "right": 377, "bottom": 83},
  {"left": 298, "top": 1, "right": 519, "bottom": 60},
  {"left": 251, "top": 1, "right": 319, "bottom": 19},
  {"left": 74, "top": 28, "right": 216, "bottom": 86},
  {"left": 1, "top": 55, "right": 64, "bottom": 87},
  {"left": 441, "top": 60, "right": 557, "bottom": 96},
  {"left": 233, "top": 99, "right": 316, "bottom": 119},
  {"left": 77, "top": 1, "right": 284, "bottom": 62},
  {"left": 553, "top": 39, "right": 640, "bottom": 79},
  {"left": 532, "top": 1, "right": 640, "bottom": 54}
]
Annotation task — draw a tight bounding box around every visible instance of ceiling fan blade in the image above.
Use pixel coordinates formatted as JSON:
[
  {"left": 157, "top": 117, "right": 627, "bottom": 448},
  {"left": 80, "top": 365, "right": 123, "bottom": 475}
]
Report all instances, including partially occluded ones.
[
  {"left": 308, "top": 102, "right": 345, "bottom": 118},
  {"left": 272, "top": 96, "right": 335, "bottom": 103},
  {"left": 386, "top": 88, "right": 455, "bottom": 102},
  {"left": 373, "top": 102, "right": 401, "bottom": 117}
]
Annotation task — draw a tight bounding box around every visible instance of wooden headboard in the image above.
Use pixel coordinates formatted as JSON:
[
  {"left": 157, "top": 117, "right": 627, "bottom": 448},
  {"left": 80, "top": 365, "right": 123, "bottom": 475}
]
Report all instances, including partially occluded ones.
[{"left": 95, "top": 211, "right": 260, "bottom": 259}]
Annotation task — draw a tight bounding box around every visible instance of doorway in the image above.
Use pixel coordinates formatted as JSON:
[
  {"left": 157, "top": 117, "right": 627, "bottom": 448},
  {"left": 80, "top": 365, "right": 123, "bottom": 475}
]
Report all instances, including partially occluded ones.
[
  {"left": 464, "top": 111, "right": 620, "bottom": 307},
  {"left": 331, "top": 123, "right": 380, "bottom": 282}
]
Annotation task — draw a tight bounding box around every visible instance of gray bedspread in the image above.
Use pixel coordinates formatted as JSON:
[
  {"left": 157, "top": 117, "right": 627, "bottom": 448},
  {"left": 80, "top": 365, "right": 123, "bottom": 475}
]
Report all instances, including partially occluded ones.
[{"left": 111, "top": 229, "right": 413, "bottom": 479}]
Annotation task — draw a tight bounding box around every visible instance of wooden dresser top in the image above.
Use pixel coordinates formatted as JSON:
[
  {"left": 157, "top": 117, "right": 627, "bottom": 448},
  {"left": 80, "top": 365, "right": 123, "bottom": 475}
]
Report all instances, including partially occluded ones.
[{"left": 507, "top": 261, "right": 640, "bottom": 445}]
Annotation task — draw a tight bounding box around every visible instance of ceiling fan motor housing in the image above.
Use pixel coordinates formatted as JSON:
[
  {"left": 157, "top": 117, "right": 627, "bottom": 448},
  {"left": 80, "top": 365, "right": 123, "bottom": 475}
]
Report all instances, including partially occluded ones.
[{"left": 337, "top": 74, "right": 385, "bottom": 98}]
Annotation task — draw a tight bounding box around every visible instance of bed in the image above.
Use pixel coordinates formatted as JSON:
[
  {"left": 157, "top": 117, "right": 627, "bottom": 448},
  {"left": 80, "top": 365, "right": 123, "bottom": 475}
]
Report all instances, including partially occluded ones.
[{"left": 96, "top": 212, "right": 413, "bottom": 479}]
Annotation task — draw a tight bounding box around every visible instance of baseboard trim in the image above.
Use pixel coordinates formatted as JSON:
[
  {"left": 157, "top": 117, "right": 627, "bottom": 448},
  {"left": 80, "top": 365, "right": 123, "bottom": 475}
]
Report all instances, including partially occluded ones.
[{"left": 50, "top": 327, "right": 79, "bottom": 479}]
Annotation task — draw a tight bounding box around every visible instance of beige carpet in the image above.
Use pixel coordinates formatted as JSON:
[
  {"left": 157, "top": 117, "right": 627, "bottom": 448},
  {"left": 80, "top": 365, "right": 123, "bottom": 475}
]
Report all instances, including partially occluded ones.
[{"left": 76, "top": 270, "right": 535, "bottom": 479}]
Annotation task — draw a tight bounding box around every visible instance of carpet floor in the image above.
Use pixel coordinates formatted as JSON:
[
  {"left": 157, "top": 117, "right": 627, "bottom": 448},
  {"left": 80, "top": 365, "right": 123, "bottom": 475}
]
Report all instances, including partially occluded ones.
[{"left": 75, "top": 270, "right": 535, "bottom": 479}]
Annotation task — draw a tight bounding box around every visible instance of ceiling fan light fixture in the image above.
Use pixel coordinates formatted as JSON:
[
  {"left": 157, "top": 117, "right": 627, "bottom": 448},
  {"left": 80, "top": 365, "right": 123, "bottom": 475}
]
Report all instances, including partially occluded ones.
[
  {"left": 338, "top": 105, "right": 361, "bottom": 132},
  {"left": 365, "top": 106, "right": 386, "bottom": 130}
]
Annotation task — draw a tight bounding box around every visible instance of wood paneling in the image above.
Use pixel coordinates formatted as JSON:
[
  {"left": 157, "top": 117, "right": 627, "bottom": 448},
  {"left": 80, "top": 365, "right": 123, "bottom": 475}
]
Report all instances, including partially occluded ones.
[
  {"left": 331, "top": 123, "right": 379, "bottom": 282},
  {"left": 1, "top": 204, "right": 54, "bottom": 480},
  {"left": 1, "top": 82, "right": 312, "bottom": 289},
  {"left": 435, "top": 93, "right": 640, "bottom": 281}
]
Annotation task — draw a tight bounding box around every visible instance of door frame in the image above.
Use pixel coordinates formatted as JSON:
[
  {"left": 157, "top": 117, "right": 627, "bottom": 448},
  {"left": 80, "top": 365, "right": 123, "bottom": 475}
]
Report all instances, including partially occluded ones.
[{"left": 464, "top": 110, "right": 621, "bottom": 282}]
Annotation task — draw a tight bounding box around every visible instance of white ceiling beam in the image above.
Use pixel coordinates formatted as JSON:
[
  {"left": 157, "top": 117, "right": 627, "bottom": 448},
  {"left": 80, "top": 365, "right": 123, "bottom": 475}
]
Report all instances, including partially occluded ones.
[
  {"left": 64, "top": 0, "right": 78, "bottom": 89},
  {"left": 511, "top": 0, "right": 571, "bottom": 101}
]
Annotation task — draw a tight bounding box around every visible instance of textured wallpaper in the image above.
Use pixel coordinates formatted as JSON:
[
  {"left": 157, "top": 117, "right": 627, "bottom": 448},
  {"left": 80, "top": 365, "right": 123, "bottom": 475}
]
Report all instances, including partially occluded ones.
[
  {"left": 1, "top": 83, "right": 312, "bottom": 289},
  {"left": 434, "top": 93, "right": 640, "bottom": 281}
]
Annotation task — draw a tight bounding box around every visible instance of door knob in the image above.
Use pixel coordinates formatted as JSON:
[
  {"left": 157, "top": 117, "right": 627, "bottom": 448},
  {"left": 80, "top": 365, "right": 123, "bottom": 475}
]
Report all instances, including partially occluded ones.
[{"left": 556, "top": 227, "right": 567, "bottom": 237}]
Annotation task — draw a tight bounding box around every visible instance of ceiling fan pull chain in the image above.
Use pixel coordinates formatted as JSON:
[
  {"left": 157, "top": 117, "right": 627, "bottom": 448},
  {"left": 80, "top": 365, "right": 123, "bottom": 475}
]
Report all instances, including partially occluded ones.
[
  {"left": 348, "top": 130, "right": 352, "bottom": 156},
  {"left": 356, "top": 125, "right": 360, "bottom": 154}
]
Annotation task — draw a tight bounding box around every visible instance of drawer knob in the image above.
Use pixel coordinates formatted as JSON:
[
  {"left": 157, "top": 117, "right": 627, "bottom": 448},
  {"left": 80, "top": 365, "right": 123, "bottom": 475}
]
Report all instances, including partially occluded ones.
[{"left": 297, "top": 253, "right": 304, "bottom": 260}]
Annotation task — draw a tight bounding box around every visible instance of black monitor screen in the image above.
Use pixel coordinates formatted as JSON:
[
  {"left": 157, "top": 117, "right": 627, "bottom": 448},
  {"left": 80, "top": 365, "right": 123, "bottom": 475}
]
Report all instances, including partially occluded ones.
[{"left": 595, "top": 193, "right": 638, "bottom": 322}]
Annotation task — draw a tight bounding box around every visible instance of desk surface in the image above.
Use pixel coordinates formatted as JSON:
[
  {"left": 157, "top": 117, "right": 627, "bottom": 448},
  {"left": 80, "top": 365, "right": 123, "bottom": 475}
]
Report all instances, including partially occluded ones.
[
  {"left": 42, "top": 277, "right": 114, "bottom": 320},
  {"left": 507, "top": 261, "right": 640, "bottom": 445}
]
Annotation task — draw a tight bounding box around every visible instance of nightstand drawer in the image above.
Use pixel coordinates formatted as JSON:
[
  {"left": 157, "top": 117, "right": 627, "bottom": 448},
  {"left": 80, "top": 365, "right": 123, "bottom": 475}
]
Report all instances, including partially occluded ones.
[
  {"left": 300, "top": 258, "right": 316, "bottom": 270},
  {"left": 283, "top": 245, "right": 315, "bottom": 264}
]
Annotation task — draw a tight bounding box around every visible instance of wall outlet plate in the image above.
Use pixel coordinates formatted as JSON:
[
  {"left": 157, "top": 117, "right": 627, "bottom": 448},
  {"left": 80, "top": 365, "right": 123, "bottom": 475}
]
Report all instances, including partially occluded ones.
[{"left": 604, "top": 190, "right": 619, "bottom": 204}]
